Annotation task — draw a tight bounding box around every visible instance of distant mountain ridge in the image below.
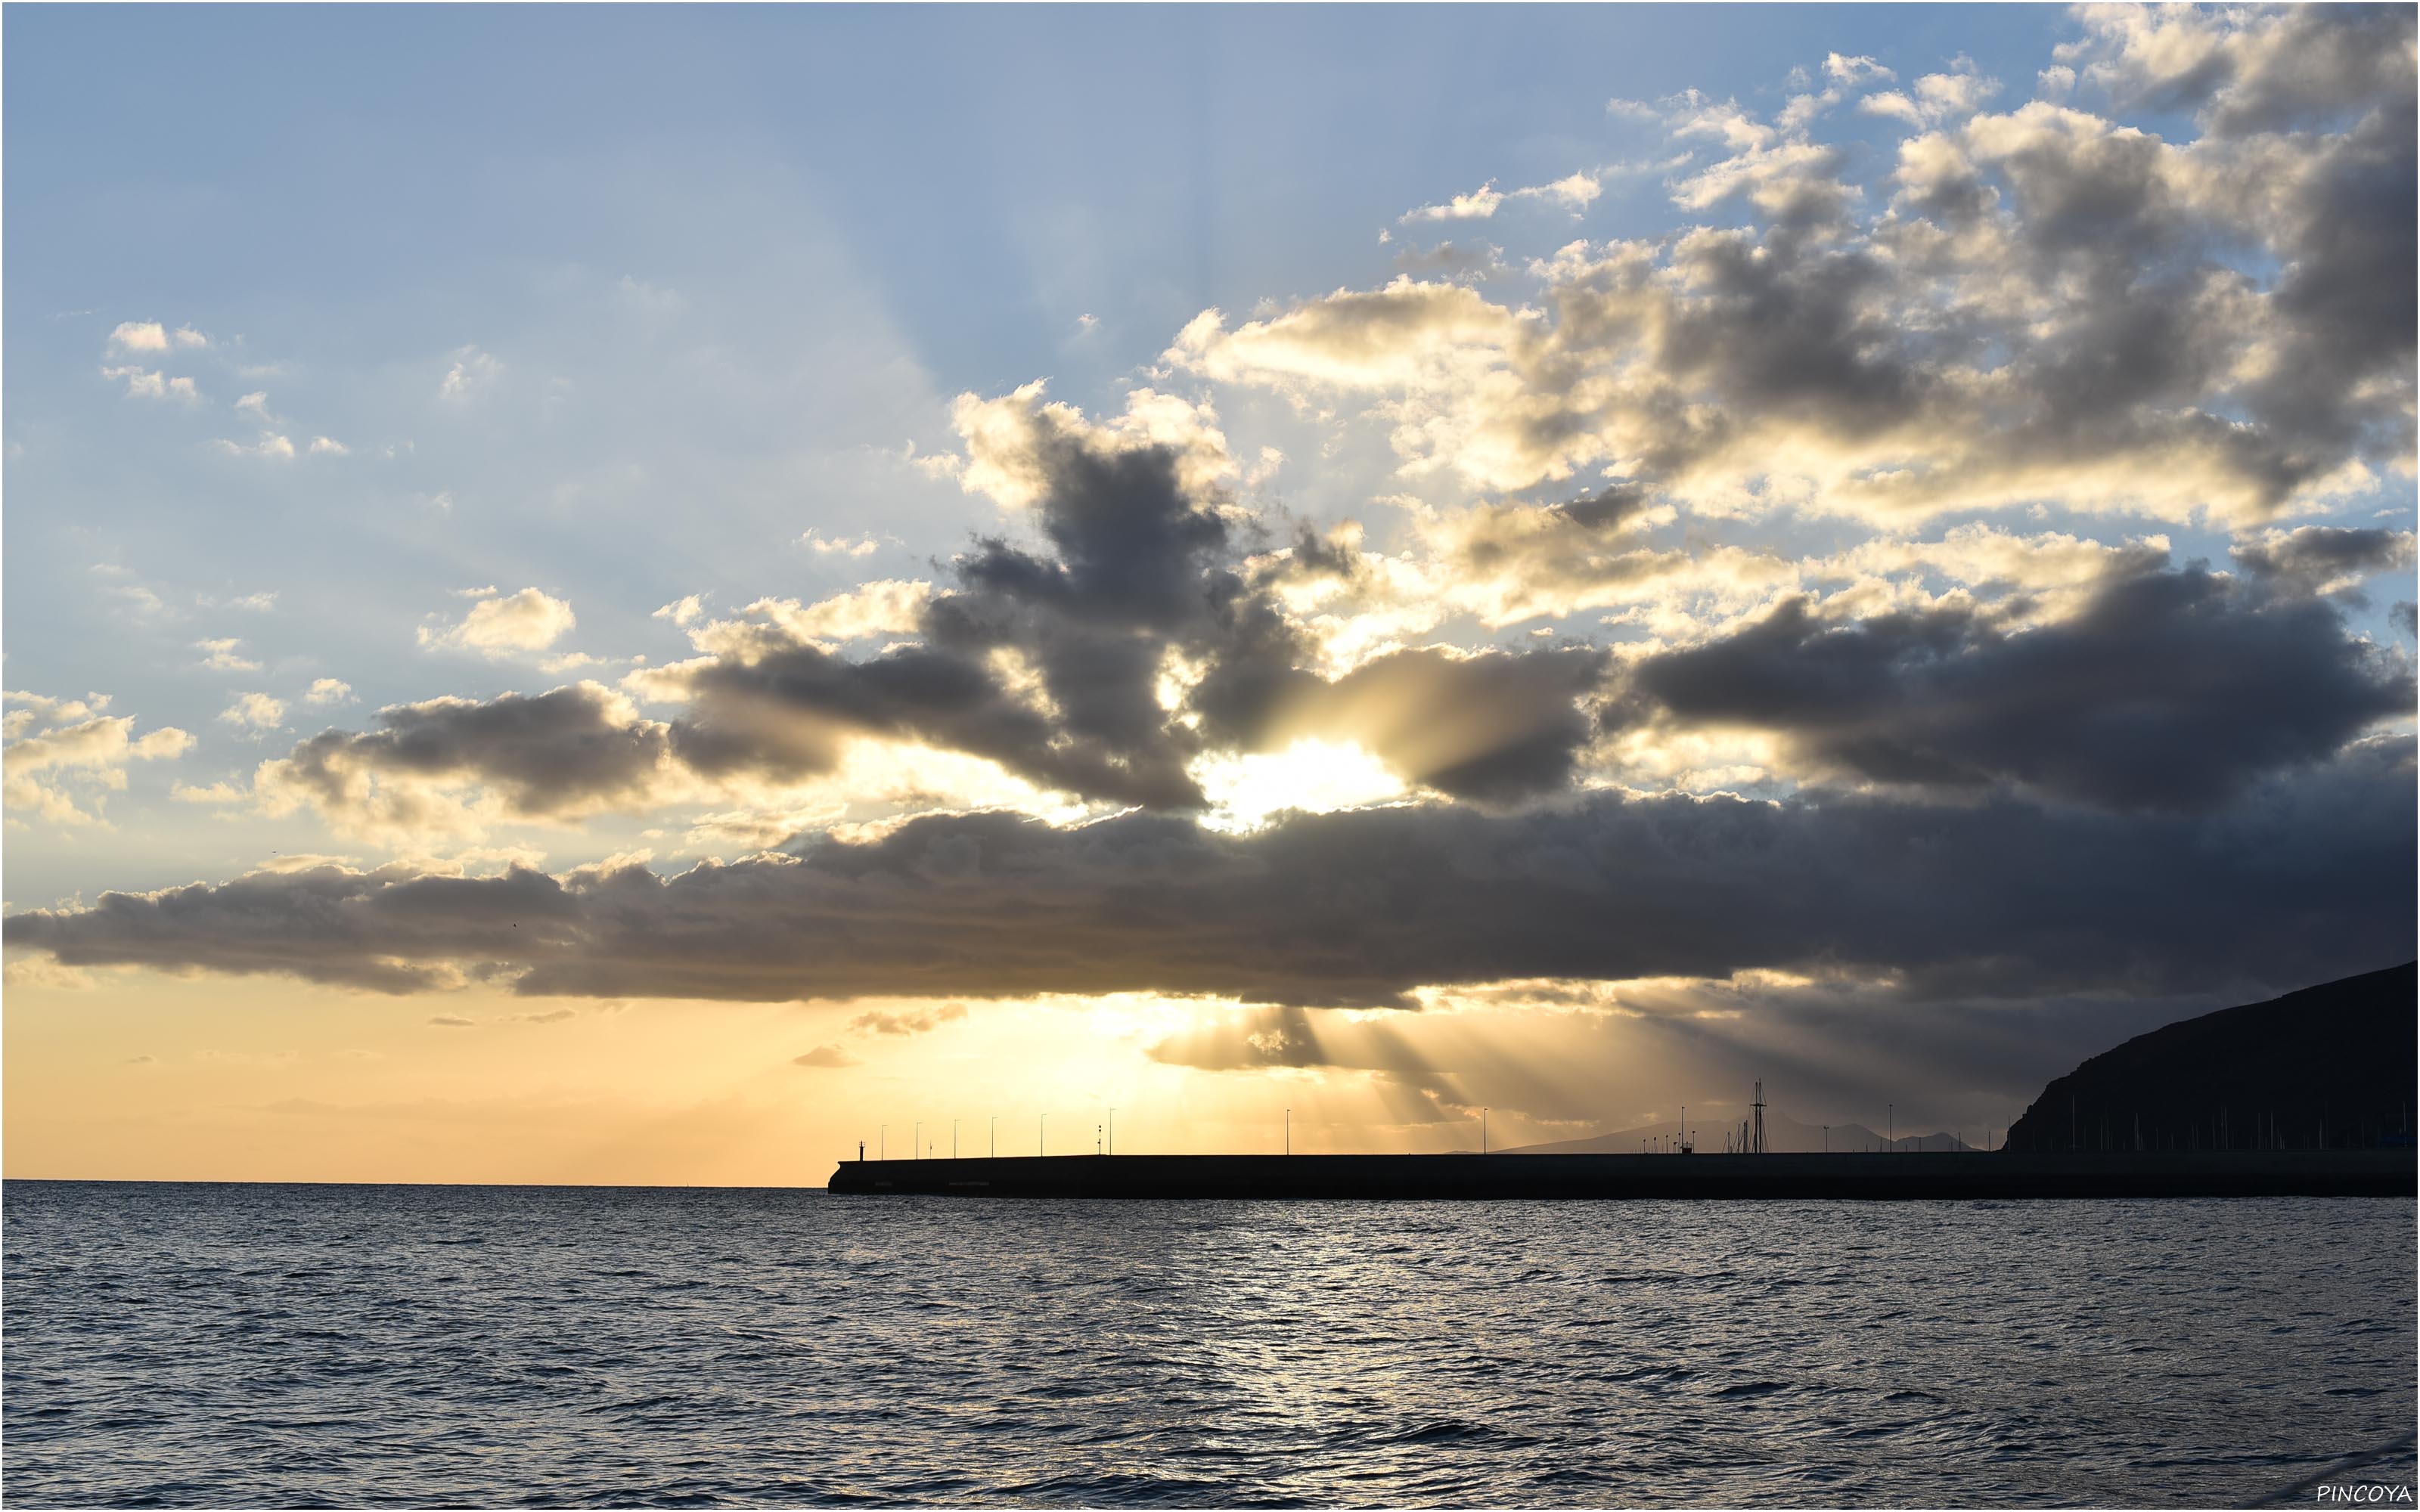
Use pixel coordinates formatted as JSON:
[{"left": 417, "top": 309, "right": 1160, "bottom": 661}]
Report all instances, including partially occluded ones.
[
  {"left": 1501, "top": 1108, "right": 1976, "bottom": 1156},
  {"left": 2003, "top": 961, "right": 2416, "bottom": 1153}
]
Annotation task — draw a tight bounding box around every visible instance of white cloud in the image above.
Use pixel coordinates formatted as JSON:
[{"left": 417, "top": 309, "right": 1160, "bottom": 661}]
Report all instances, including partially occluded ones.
[
  {"left": 3, "top": 691, "right": 194, "bottom": 825},
  {"left": 439, "top": 345, "right": 502, "bottom": 402},
  {"left": 538, "top": 652, "right": 626, "bottom": 674},
  {"left": 1860, "top": 61, "right": 2002, "bottom": 130},
  {"left": 801, "top": 530, "right": 883, "bottom": 558},
  {"left": 1401, "top": 181, "right": 1506, "bottom": 223},
  {"left": 235, "top": 391, "right": 272, "bottom": 418},
  {"left": 1406, "top": 171, "right": 1603, "bottom": 225},
  {"left": 213, "top": 432, "right": 296, "bottom": 460},
  {"left": 1512, "top": 172, "right": 1604, "bottom": 212},
  {"left": 692, "top": 581, "right": 933, "bottom": 650},
  {"left": 653, "top": 594, "right": 707, "bottom": 627},
  {"left": 308, "top": 436, "right": 349, "bottom": 455},
  {"left": 102, "top": 366, "right": 200, "bottom": 402},
  {"left": 1824, "top": 52, "right": 1896, "bottom": 86},
  {"left": 417, "top": 587, "right": 577, "bottom": 656},
  {"left": 219, "top": 692, "right": 287, "bottom": 731},
  {"left": 304, "top": 678, "right": 355, "bottom": 705},
  {"left": 194, "top": 637, "right": 262, "bottom": 673},
  {"left": 107, "top": 321, "right": 169, "bottom": 353}
]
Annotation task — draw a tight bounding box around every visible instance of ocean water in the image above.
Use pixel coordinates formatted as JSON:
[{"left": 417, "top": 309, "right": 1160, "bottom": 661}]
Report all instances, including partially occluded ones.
[{"left": 4, "top": 1182, "right": 2412, "bottom": 1507}]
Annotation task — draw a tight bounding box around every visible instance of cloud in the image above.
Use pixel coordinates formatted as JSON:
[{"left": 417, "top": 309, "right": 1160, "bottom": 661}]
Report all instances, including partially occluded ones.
[
  {"left": 2, "top": 692, "right": 194, "bottom": 825},
  {"left": 1391, "top": 240, "right": 1508, "bottom": 280},
  {"left": 1406, "top": 173, "right": 1604, "bottom": 226},
  {"left": 308, "top": 436, "right": 349, "bottom": 456},
  {"left": 1401, "top": 182, "right": 1506, "bottom": 223},
  {"left": 5, "top": 956, "right": 98, "bottom": 991},
  {"left": 428, "top": 1015, "right": 476, "bottom": 1028},
  {"left": 251, "top": 683, "right": 675, "bottom": 839},
  {"left": 2057, "top": 3, "right": 2415, "bottom": 138},
  {"left": 1613, "top": 564, "right": 2409, "bottom": 810},
  {"left": 2231, "top": 527, "right": 2417, "bottom": 602},
  {"left": 304, "top": 678, "right": 355, "bottom": 705},
  {"left": 219, "top": 693, "right": 287, "bottom": 732},
  {"left": 439, "top": 345, "right": 502, "bottom": 402},
  {"left": 802, "top": 530, "right": 885, "bottom": 558},
  {"left": 103, "top": 367, "right": 201, "bottom": 402},
  {"left": 712, "top": 582, "right": 932, "bottom": 646},
  {"left": 108, "top": 321, "right": 171, "bottom": 353},
  {"left": 10, "top": 739, "right": 2409, "bottom": 1005},
  {"left": 1513, "top": 172, "right": 1604, "bottom": 212},
  {"left": 654, "top": 595, "right": 707, "bottom": 626},
  {"left": 1166, "top": 15, "right": 2416, "bottom": 522},
  {"left": 849, "top": 1002, "right": 969, "bottom": 1036},
  {"left": 1860, "top": 58, "right": 2002, "bottom": 130},
  {"left": 106, "top": 321, "right": 202, "bottom": 355},
  {"left": 214, "top": 432, "right": 296, "bottom": 460},
  {"left": 1218, "top": 644, "right": 1610, "bottom": 805},
  {"left": 793, "top": 1045, "right": 861, "bottom": 1067},
  {"left": 417, "top": 588, "right": 577, "bottom": 657},
  {"left": 195, "top": 638, "right": 262, "bottom": 673},
  {"left": 1825, "top": 53, "right": 1895, "bottom": 87}
]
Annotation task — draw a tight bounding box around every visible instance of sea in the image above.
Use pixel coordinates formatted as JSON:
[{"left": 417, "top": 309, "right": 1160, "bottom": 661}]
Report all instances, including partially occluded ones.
[{"left": 4, "top": 1182, "right": 2412, "bottom": 1507}]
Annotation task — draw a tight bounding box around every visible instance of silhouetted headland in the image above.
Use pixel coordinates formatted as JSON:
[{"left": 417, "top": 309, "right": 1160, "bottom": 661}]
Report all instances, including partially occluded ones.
[
  {"left": 2003, "top": 960, "right": 2416, "bottom": 1154},
  {"left": 830, "top": 963, "right": 2420, "bottom": 1198}
]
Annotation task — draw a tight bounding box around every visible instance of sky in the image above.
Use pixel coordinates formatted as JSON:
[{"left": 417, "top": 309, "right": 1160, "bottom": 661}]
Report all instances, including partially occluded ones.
[{"left": 5, "top": 4, "right": 2414, "bottom": 1184}]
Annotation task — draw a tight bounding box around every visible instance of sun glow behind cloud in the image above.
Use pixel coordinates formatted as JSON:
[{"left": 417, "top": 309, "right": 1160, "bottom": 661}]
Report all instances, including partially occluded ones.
[{"left": 1193, "top": 738, "right": 1410, "bottom": 831}]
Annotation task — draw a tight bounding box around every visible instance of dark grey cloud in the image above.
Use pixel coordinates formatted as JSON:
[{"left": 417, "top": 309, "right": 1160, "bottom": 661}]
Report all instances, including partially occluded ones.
[
  {"left": 1616, "top": 565, "right": 2409, "bottom": 810},
  {"left": 1553, "top": 484, "right": 1658, "bottom": 534},
  {"left": 2080, "top": 4, "right": 2418, "bottom": 141},
  {"left": 1260, "top": 521, "right": 1364, "bottom": 585},
  {"left": 13, "top": 737, "right": 2409, "bottom": 1009},
  {"left": 1258, "top": 645, "right": 1610, "bottom": 804},
  {"left": 669, "top": 636, "right": 1197, "bottom": 809},
  {"left": 270, "top": 686, "right": 671, "bottom": 820},
  {"left": 2232, "top": 527, "right": 2417, "bottom": 603}
]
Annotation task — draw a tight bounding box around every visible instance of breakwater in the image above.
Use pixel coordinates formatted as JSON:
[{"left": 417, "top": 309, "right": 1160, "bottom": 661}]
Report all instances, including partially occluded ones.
[{"left": 827, "top": 1149, "right": 2413, "bottom": 1199}]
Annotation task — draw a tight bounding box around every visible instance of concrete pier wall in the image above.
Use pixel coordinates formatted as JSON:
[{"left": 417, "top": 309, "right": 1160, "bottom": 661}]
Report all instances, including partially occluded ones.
[{"left": 826, "top": 1150, "right": 2415, "bottom": 1200}]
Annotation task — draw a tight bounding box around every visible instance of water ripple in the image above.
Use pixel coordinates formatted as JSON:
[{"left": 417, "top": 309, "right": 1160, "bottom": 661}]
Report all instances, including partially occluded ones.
[{"left": 3, "top": 1185, "right": 2412, "bottom": 1506}]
